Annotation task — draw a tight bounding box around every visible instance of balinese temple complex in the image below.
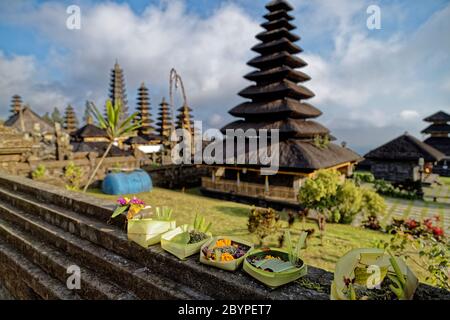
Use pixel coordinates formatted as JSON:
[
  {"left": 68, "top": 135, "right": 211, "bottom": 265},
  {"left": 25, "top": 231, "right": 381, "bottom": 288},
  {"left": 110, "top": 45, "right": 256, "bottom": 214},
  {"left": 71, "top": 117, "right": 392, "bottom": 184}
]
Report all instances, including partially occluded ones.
[
  {"left": 422, "top": 111, "right": 450, "bottom": 176},
  {"left": 201, "top": 0, "right": 361, "bottom": 204}
]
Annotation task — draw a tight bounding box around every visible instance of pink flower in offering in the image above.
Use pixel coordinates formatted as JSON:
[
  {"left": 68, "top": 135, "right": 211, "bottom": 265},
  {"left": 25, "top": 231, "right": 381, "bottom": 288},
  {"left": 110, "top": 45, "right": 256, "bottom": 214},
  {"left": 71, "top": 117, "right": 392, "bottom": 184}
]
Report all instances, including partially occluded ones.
[
  {"left": 130, "top": 197, "right": 145, "bottom": 206},
  {"left": 117, "top": 197, "right": 130, "bottom": 206}
]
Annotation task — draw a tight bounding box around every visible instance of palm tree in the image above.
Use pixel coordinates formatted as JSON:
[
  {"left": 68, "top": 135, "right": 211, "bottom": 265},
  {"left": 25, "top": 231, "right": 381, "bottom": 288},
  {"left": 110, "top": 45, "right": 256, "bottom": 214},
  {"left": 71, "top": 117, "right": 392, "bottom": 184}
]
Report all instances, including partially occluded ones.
[{"left": 82, "top": 100, "right": 141, "bottom": 192}]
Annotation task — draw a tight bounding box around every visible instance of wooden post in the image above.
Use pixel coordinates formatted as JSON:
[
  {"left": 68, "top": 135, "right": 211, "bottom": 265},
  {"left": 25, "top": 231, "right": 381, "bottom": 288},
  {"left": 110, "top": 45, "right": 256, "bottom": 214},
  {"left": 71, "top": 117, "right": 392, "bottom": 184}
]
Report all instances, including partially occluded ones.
[
  {"left": 265, "top": 175, "right": 269, "bottom": 193},
  {"left": 237, "top": 171, "right": 241, "bottom": 190},
  {"left": 212, "top": 169, "right": 216, "bottom": 183}
]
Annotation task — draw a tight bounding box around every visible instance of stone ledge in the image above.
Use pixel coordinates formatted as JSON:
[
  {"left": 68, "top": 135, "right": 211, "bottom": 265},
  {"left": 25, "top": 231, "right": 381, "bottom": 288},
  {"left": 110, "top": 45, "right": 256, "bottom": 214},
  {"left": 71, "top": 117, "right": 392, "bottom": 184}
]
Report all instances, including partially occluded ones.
[{"left": 0, "top": 172, "right": 449, "bottom": 300}]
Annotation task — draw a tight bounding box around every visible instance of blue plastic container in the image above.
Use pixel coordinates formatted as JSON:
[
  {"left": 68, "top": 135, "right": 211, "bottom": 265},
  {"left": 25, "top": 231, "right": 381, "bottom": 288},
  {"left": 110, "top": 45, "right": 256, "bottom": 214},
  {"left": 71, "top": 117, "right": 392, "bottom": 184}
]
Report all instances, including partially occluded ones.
[{"left": 102, "top": 169, "right": 152, "bottom": 195}]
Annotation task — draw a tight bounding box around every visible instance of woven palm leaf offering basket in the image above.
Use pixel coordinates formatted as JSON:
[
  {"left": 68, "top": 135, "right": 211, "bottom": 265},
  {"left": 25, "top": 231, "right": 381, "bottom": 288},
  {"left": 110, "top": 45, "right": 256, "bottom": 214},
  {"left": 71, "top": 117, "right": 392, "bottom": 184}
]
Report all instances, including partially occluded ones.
[
  {"left": 330, "top": 248, "right": 419, "bottom": 300},
  {"left": 161, "top": 214, "right": 212, "bottom": 260},
  {"left": 111, "top": 198, "right": 176, "bottom": 248},
  {"left": 200, "top": 237, "right": 254, "bottom": 271},
  {"left": 243, "top": 231, "right": 308, "bottom": 289}
]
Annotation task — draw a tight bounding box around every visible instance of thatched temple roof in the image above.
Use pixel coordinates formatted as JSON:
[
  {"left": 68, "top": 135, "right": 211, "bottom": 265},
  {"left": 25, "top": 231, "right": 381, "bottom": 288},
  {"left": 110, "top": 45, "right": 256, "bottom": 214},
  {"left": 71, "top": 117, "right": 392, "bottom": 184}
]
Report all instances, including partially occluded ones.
[
  {"left": 220, "top": 0, "right": 361, "bottom": 171},
  {"left": 71, "top": 141, "right": 129, "bottom": 157},
  {"left": 71, "top": 124, "right": 107, "bottom": 139},
  {"left": 365, "top": 134, "right": 445, "bottom": 163},
  {"left": 424, "top": 111, "right": 450, "bottom": 123},
  {"left": 4, "top": 107, "right": 55, "bottom": 135}
]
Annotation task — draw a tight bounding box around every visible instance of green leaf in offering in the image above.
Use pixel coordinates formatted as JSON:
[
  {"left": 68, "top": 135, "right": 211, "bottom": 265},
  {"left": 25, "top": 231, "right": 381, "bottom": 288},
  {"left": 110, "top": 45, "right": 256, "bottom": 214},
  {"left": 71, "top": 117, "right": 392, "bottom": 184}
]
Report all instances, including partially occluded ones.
[
  {"left": 258, "top": 259, "right": 296, "bottom": 273},
  {"left": 192, "top": 213, "right": 212, "bottom": 233},
  {"left": 156, "top": 207, "right": 173, "bottom": 221},
  {"left": 285, "top": 230, "right": 308, "bottom": 266},
  {"left": 171, "top": 231, "right": 191, "bottom": 244},
  {"left": 112, "top": 205, "right": 128, "bottom": 218}
]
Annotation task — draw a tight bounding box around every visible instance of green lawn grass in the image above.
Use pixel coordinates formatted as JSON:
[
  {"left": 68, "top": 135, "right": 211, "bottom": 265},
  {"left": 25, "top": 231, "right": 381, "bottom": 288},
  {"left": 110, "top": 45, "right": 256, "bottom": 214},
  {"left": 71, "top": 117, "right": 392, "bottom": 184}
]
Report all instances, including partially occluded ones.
[
  {"left": 440, "top": 177, "right": 450, "bottom": 186},
  {"left": 89, "top": 187, "right": 434, "bottom": 284}
]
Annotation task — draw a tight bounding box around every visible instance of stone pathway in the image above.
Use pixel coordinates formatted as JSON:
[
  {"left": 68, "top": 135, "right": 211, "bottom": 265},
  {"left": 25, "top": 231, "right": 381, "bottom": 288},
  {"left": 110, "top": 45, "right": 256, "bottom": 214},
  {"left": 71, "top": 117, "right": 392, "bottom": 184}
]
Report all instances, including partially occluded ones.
[{"left": 354, "top": 183, "right": 450, "bottom": 233}]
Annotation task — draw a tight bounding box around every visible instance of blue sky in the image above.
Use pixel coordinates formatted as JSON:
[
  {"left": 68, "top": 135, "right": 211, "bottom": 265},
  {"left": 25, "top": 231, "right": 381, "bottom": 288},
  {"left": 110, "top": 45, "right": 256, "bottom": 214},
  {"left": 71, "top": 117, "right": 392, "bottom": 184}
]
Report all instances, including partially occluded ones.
[{"left": 0, "top": 0, "right": 449, "bottom": 154}]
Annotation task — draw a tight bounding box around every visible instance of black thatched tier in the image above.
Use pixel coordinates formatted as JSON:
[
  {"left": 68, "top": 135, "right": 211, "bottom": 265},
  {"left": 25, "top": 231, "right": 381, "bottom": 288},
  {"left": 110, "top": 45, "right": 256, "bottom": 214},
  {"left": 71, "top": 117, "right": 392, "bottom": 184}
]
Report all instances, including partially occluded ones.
[
  {"left": 261, "top": 18, "right": 296, "bottom": 31},
  {"left": 222, "top": 119, "right": 329, "bottom": 138},
  {"left": 421, "top": 123, "right": 450, "bottom": 134},
  {"left": 424, "top": 111, "right": 450, "bottom": 123},
  {"left": 256, "top": 28, "right": 300, "bottom": 42},
  {"left": 177, "top": 105, "right": 193, "bottom": 112},
  {"left": 248, "top": 51, "right": 307, "bottom": 69},
  {"left": 263, "top": 10, "right": 294, "bottom": 21},
  {"left": 229, "top": 99, "right": 322, "bottom": 119},
  {"left": 266, "top": 0, "right": 293, "bottom": 12},
  {"left": 239, "top": 80, "right": 315, "bottom": 101},
  {"left": 245, "top": 67, "right": 310, "bottom": 84},
  {"left": 252, "top": 38, "right": 302, "bottom": 55}
]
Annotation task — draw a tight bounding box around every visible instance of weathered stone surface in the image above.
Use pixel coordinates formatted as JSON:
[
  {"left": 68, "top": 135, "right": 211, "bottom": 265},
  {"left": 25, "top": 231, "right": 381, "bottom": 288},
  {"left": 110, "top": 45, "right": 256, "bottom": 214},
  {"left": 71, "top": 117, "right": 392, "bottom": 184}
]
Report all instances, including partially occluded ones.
[
  {"left": 0, "top": 172, "right": 448, "bottom": 300},
  {"left": 0, "top": 281, "right": 13, "bottom": 300}
]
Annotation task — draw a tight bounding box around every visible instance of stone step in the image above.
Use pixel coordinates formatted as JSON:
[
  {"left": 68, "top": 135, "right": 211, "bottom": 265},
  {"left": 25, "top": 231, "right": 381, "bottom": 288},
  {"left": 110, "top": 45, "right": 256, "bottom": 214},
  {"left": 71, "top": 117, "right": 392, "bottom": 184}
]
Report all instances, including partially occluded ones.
[
  {"left": 0, "top": 240, "right": 80, "bottom": 300},
  {"left": 0, "top": 173, "right": 124, "bottom": 228},
  {"left": 0, "top": 199, "right": 210, "bottom": 300},
  {"left": 0, "top": 185, "right": 322, "bottom": 300},
  {"left": 0, "top": 217, "right": 137, "bottom": 300}
]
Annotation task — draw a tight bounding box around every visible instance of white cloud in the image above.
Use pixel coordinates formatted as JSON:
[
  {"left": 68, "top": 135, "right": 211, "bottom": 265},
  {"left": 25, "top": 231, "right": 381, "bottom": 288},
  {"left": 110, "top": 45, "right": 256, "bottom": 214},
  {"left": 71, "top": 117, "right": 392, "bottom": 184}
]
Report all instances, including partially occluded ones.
[
  {"left": 0, "top": 51, "right": 69, "bottom": 116},
  {"left": 400, "top": 110, "right": 420, "bottom": 121}
]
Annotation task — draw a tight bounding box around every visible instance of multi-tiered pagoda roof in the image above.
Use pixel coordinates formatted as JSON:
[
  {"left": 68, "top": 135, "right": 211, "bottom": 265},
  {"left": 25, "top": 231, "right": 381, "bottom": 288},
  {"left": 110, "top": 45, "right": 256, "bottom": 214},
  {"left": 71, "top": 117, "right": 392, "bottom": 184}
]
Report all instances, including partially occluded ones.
[
  {"left": 64, "top": 104, "right": 79, "bottom": 134},
  {"left": 136, "top": 83, "right": 159, "bottom": 141},
  {"left": 109, "top": 61, "right": 128, "bottom": 120},
  {"left": 221, "top": 0, "right": 360, "bottom": 171},
  {"left": 157, "top": 98, "right": 173, "bottom": 144},
  {"left": 422, "top": 111, "right": 450, "bottom": 156},
  {"left": 10, "top": 95, "right": 22, "bottom": 116},
  {"left": 176, "top": 104, "right": 194, "bottom": 135}
]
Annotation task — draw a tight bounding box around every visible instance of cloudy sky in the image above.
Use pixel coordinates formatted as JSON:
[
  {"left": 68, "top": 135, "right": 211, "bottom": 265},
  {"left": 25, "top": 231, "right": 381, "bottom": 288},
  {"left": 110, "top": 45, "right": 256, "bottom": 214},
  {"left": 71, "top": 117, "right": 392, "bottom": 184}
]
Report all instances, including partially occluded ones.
[{"left": 0, "top": 0, "right": 449, "bottom": 155}]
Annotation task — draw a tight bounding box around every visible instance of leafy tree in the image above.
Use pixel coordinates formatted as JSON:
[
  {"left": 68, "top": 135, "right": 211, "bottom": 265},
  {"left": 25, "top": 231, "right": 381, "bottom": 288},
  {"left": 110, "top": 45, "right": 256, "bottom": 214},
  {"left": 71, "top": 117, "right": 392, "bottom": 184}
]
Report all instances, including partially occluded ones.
[
  {"left": 42, "top": 112, "right": 52, "bottom": 124},
  {"left": 82, "top": 100, "right": 140, "bottom": 192},
  {"left": 64, "top": 162, "right": 84, "bottom": 191},
  {"left": 298, "top": 169, "right": 341, "bottom": 219},
  {"left": 298, "top": 169, "right": 387, "bottom": 226},
  {"left": 334, "top": 180, "right": 363, "bottom": 224},
  {"left": 361, "top": 189, "right": 386, "bottom": 218},
  {"left": 31, "top": 164, "right": 47, "bottom": 180},
  {"left": 51, "top": 107, "right": 64, "bottom": 126}
]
